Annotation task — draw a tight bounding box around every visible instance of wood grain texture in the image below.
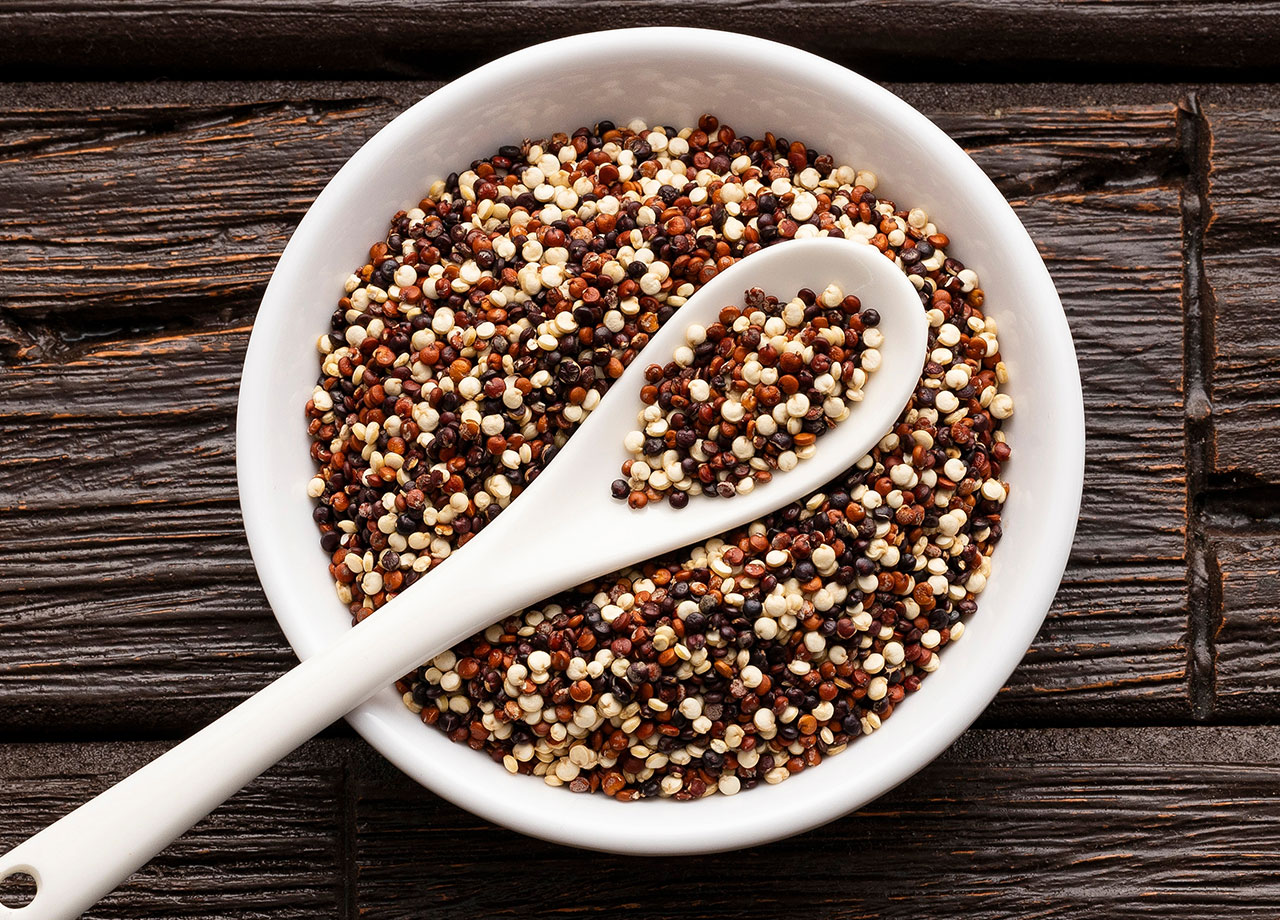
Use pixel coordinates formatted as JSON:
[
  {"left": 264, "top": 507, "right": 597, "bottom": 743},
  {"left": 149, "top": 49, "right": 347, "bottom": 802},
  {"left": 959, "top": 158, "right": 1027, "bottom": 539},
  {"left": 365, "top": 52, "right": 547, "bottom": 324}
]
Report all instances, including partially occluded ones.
[
  {"left": 1212, "top": 536, "right": 1280, "bottom": 717},
  {"left": 989, "top": 560, "right": 1188, "bottom": 723},
  {"left": 1204, "top": 107, "right": 1280, "bottom": 484},
  {"left": 943, "top": 108, "right": 1186, "bottom": 562},
  {"left": 9, "top": 730, "right": 1280, "bottom": 920},
  {"left": 0, "top": 328, "right": 291, "bottom": 733},
  {"left": 0, "top": 1, "right": 1278, "bottom": 81},
  {"left": 0, "top": 742, "right": 344, "bottom": 918},
  {"left": 1019, "top": 185, "right": 1186, "bottom": 563},
  {"left": 0, "top": 97, "right": 406, "bottom": 335},
  {"left": 0, "top": 89, "right": 1194, "bottom": 735},
  {"left": 352, "top": 726, "right": 1280, "bottom": 919}
]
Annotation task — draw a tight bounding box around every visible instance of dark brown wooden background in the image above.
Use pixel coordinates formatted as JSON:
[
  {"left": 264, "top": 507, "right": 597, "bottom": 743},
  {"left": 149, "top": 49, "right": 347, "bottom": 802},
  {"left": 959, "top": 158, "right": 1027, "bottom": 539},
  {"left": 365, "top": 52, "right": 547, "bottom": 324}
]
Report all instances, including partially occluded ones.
[{"left": 1, "top": 3, "right": 1278, "bottom": 917}]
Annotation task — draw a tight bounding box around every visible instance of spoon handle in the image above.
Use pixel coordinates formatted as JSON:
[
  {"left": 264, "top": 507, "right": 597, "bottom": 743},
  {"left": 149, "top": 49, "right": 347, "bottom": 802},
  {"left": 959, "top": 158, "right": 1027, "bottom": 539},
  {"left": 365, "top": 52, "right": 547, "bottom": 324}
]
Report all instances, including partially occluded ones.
[
  {"left": 0, "top": 646, "right": 349, "bottom": 918},
  {"left": 0, "top": 517, "right": 566, "bottom": 920}
]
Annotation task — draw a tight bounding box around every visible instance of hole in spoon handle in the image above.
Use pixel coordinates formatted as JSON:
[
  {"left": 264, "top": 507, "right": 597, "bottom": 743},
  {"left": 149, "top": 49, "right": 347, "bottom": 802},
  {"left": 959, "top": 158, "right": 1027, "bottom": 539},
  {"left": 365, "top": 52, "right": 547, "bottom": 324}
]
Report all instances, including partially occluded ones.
[
  {"left": 0, "top": 865, "right": 39, "bottom": 914},
  {"left": 2, "top": 832, "right": 140, "bottom": 920}
]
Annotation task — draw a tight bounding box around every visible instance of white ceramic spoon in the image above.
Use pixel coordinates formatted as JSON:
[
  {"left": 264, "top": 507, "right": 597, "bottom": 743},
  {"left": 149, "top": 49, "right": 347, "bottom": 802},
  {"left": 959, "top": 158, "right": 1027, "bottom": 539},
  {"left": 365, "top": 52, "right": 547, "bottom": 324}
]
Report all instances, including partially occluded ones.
[{"left": 0, "top": 236, "right": 925, "bottom": 919}]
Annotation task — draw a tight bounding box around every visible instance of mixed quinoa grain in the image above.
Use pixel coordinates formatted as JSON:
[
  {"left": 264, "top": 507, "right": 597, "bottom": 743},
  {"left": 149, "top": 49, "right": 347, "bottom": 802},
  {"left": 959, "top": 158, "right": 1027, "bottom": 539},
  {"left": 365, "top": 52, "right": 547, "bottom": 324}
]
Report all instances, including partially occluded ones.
[
  {"left": 612, "top": 283, "right": 882, "bottom": 509},
  {"left": 305, "top": 114, "right": 1014, "bottom": 799}
]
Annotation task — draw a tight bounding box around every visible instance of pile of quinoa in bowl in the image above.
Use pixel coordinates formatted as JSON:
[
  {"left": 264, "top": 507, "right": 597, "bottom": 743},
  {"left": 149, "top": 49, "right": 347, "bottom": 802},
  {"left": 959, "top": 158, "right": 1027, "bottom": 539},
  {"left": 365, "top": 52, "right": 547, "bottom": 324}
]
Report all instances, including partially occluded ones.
[{"left": 303, "top": 115, "right": 1013, "bottom": 800}]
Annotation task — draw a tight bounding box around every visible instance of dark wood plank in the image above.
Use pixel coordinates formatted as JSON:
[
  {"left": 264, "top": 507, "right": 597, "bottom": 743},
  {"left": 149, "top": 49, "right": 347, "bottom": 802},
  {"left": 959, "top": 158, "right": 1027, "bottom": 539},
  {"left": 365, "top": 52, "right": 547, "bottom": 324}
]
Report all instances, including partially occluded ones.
[
  {"left": 946, "top": 107, "right": 1189, "bottom": 564},
  {"left": 1204, "top": 107, "right": 1280, "bottom": 485},
  {"left": 1211, "top": 536, "right": 1280, "bottom": 717},
  {"left": 1205, "top": 108, "right": 1280, "bottom": 240},
  {"left": 0, "top": 88, "right": 1191, "bottom": 735},
  {"left": 0, "top": 2, "right": 1277, "bottom": 81},
  {"left": 989, "top": 560, "right": 1189, "bottom": 723},
  {"left": 1019, "top": 185, "right": 1186, "bottom": 563},
  {"left": 1205, "top": 250, "right": 1279, "bottom": 483},
  {"left": 352, "top": 726, "right": 1280, "bottom": 919},
  {"left": 0, "top": 741, "right": 345, "bottom": 918},
  {"left": 0, "top": 97, "right": 409, "bottom": 336},
  {"left": 0, "top": 328, "right": 243, "bottom": 503},
  {"left": 0, "top": 328, "right": 293, "bottom": 734},
  {"left": 9, "top": 729, "right": 1280, "bottom": 919},
  {"left": 934, "top": 105, "right": 1185, "bottom": 197}
]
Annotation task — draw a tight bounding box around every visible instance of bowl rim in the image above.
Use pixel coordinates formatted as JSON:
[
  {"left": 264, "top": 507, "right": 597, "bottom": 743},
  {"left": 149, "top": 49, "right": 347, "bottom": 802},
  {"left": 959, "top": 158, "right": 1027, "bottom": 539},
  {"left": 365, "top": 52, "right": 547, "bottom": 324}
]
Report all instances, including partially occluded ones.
[{"left": 236, "top": 25, "right": 1085, "bottom": 854}]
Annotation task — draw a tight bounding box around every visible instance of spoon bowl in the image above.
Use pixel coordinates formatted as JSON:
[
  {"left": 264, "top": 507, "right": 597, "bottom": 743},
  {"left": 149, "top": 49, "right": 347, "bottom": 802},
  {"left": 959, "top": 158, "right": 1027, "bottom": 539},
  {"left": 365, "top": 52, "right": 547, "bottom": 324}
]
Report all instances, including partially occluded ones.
[
  {"left": 484, "top": 235, "right": 928, "bottom": 585},
  {"left": 0, "top": 236, "right": 924, "bottom": 920}
]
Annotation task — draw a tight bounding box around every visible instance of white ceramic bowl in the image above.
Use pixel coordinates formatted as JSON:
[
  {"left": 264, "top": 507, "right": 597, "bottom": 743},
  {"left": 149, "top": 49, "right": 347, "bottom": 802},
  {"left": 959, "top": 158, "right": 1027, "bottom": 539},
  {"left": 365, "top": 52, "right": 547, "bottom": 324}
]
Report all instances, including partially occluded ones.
[{"left": 237, "top": 27, "right": 1084, "bottom": 855}]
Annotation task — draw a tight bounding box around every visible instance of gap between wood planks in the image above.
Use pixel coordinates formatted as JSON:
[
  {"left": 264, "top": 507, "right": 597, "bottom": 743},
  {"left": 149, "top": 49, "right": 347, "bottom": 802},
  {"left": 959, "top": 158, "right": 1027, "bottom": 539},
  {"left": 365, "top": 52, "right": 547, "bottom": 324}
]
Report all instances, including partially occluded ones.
[
  {"left": 1, "top": 2, "right": 1280, "bottom": 83},
  {"left": 1178, "top": 93, "right": 1219, "bottom": 722}
]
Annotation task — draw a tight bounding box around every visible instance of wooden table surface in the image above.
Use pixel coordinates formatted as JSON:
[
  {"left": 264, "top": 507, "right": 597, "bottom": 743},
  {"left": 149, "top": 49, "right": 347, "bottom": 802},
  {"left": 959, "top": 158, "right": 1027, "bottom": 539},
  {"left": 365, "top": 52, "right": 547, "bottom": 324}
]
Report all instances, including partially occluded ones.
[{"left": 2, "top": 4, "right": 1279, "bottom": 917}]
